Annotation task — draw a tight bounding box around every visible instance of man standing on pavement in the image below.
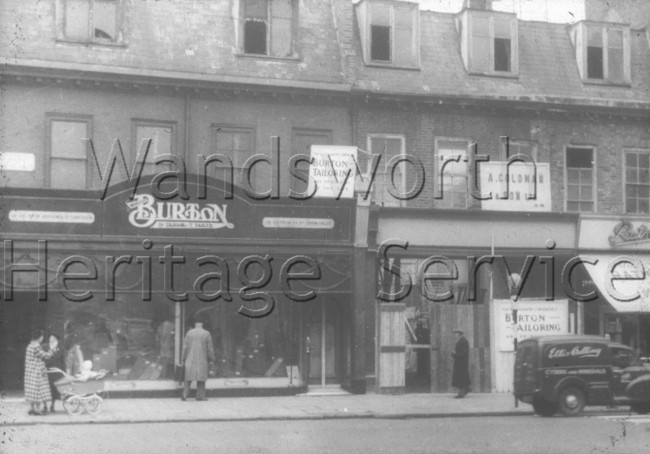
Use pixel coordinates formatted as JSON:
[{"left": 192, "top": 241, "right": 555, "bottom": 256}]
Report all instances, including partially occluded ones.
[
  {"left": 180, "top": 315, "right": 215, "bottom": 401},
  {"left": 451, "top": 328, "right": 470, "bottom": 398}
]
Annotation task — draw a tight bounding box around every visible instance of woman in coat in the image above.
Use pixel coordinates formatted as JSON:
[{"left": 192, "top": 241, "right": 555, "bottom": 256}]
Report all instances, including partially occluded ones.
[
  {"left": 181, "top": 318, "right": 215, "bottom": 401},
  {"left": 45, "top": 334, "right": 64, "bottom": 413},
  {"left": 24, "top": 329, "right": 58, "bottom": 415}
]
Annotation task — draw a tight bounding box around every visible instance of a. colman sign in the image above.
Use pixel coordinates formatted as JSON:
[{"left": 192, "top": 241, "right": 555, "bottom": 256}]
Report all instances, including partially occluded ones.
[
  {"left": 126, "top": 194, "right": 234, "bottom": 229},
  {"left": 480, "top": 162, "right": 551, "bottom": 212}
]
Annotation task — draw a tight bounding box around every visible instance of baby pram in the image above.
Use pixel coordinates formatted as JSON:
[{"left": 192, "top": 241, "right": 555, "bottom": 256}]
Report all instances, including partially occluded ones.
[{"left": 47, "top": 368, "right": 107, "bottom": 415}]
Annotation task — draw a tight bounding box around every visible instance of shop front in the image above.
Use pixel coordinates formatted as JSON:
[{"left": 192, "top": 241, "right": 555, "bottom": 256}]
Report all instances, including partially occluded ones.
[
  {"left": 0, "top": 177, "right": 361, "bottom": 395},
  {"left": 577, "top": 216, "right": 650, "bottom": 362},
  {"left": 373, "top": 209, "right": 579, "bottom": 393}
]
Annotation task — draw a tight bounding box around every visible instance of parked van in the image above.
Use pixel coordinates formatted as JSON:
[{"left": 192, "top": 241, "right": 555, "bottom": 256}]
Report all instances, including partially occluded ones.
[{"left": 514, "top": 335, "right": 650, "bottom": 416}]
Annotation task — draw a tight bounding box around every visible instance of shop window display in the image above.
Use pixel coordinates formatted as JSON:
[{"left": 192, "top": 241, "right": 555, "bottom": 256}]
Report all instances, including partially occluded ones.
[
  {"left": 63, "top": 298, "right": 176, "bottom": 381},
  {"left": 187, "top": 299, "right": 299, "bottom": 379}
]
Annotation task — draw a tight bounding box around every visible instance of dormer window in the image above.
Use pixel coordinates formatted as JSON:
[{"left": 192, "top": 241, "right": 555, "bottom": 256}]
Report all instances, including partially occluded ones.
[
  {"left": 355, "top": 0, "right": 420, "bottom": 68},
  {"left": 570, "top": 22, "right": 630, "bottom": 85},
  {"left": 457, "top": 9, "right": 518, "bottom": 77},
  {"left": 240, "top": 0, "right": 296, "bottom": 58},
  {"left": 56, "top": 0, "right": 125, "bottom": 45}
]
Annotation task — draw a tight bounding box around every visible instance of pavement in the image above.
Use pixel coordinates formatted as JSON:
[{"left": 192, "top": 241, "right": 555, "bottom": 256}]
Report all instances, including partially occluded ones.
[{"left": 0, "top": 390, "right": 638, "bottom": 426}]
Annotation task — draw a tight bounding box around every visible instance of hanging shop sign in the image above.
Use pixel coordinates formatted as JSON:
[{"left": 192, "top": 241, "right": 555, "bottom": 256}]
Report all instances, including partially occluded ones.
[
  {"left": 308, "top": 145, "right": 358, "bottom": 199},
  {"left": 608, "top": 219, "right": 650, "bottom": 247},
  {"left": 496, "top": 299, "right": 569, "bottom": 351},
  {"left": 480, "top": 162, "right": 551, "bottom": 212}
]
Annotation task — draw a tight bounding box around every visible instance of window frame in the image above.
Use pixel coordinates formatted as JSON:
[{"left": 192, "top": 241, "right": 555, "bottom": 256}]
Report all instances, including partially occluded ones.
[
  {"left": 623, "top": 148, "right": 650, "bottom": 215},
  {"left": 434, "top": 137, "right": 472, "bottom": 210},
  {"left": 56, "top": 0, "right": 126, "bottom": 46},
  {"left": 461, "top": 10, "right": 518, "bottom": 77},
  {"left": 572, "top": 21, "right": 631, "bottom": 86},
  {"left": 564, "top": 145, "right": 597, "bottom": 213},
  {"left": 131, "top": 120, "right": 178, "bottom": 177},
  {"left": 45, "top": 114, "right": 93, "bottom": 190},
  {"left": 211, "top": 124, "right": 256, "bottom": 188},
  {"left": 367, "top": 133, "right": 407, "bottom": 208},
  {"left": 239, "top": 0, "right": 298, "bottom": 59},
  {"left": 291, "top": 128, "right": 333, "bottom": 195},
  {"left": 500, "top": 138, "right": 538, "bottom": 161},
  {"left": 358, "top": 0, "right": 420, "bottom": 69}
]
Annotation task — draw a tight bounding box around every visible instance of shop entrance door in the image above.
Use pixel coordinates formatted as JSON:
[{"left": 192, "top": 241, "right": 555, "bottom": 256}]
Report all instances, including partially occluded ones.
[{"left": 305, "top": 300, "right": 340, "bottom": 388}]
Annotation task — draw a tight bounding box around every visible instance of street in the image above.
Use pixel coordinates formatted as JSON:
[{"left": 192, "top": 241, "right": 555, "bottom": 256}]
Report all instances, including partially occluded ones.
[{"left": 2, "top": 415, "right": 650, "bottom": 454}]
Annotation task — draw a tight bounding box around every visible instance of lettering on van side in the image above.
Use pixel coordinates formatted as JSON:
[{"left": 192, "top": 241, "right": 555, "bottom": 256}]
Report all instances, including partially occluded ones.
[{"left": 547, "top": 346, "right": 602, "bottom": 359}]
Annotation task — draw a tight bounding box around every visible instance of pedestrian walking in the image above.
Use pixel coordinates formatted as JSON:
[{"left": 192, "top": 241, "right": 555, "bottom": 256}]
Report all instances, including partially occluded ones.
[
  {"left": 451, "top": 328, "right": 470, "bottom": 398},
  {"left": 24, "top": 329, "right": 59, "bottom": 415},
  {"left": 180, "top": 316, "right": 215, "bottom": 401}
]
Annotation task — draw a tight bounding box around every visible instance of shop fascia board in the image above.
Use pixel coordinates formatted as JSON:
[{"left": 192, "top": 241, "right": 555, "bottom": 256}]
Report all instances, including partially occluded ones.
[
  {"left": 375, "top": 206, "right": 580, "bottom": 224},
  {"left": 374, "top": 209, "right": 579, "bottom": 250},
  {"left": 0, "top": 233, "right": 356, "bottom": 250},
  {"left": 0, "top": 57, "right": 352, "bottom": 97},
  {"left": 349, "top": 88, "right": 650, "bottom": 118}
]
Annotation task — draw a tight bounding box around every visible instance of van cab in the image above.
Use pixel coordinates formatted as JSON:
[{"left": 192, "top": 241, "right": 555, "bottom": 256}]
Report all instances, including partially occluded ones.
[{"left": 514, "top": 335, "right": 650, "bottom": 416}]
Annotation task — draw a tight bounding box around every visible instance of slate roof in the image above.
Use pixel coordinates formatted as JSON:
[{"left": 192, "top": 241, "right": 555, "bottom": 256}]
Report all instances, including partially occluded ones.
[{"left": 351, "top": 11, "right": 650, "bottom": 109}]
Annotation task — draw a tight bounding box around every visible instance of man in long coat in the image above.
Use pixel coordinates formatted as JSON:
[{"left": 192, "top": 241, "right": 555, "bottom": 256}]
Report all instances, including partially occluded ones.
[
  {"left": 451, "top": 329, "right": 471, "bottom": 398},
  {"left": 181, "top": 318, "right": 215, "bottom": 401}
]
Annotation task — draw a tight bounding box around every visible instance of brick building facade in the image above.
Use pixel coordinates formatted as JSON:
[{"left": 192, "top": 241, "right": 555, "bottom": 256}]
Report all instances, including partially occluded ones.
[{"left": 1, "top": 0, "right": 649, "bottom": 395}]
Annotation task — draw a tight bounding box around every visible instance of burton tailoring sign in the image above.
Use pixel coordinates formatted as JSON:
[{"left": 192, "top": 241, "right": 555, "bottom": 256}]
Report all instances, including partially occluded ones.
[
  {"left": 308, "top": 145, "right": 358, "bottom": 199},
  {"left": 496, "top": 299, "right": 569, "bottom": 351},
  {"left": 480, "top": 162, "right": 551, "bottom": 212}
]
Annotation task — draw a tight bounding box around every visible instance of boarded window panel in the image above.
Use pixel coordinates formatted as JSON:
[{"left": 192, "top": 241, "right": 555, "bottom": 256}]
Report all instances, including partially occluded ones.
[
  {"left": 51, "top": 121, "right": 88, "bottom": 158},
  {"left": 270, "top": 0, "right": 292, "bottom": 57},
  {"left": 494, "top": 38, "right": 511, "bottom": 72},
  {"left": 65, "top": 0, "right": 90, "bottom": 41},
  {"left": 214, "top": 129, "right": 254, "bottom": 186},
  {"left": 136, "top": 126, "right": 172, "bottom": 159},
  {"left": 471, "top": 17, "right": 490, "bottom": 72},
  {"left": 291, "top": 131, "right": 332, "bottom": 194},
  {"left": 371, "top": 137, "right": 403, "bottom": 206},
  {"left": 136, "top": 125, "right": 173, "bottom": 175},
  {"left": 94, "top": 0, "right": 117, "bottom": 41},
  {"left": 394, "top": 7, "right": 414, "bottom": 66},
  {"left": 51, "top": 159, "right": 86, "bottom": 189},
  {"left": 371, "top": 25, "right": 391, "bottom": 61}
]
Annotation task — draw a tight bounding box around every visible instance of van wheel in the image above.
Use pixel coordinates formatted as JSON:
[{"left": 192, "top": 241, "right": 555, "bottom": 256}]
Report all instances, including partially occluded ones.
[
  {"left": 558, "top": 387, "right": 585, "bottom": 416},
  {"left": 532, "top": 397, "right": 557, "bottom": 417},
  {"left": 630, "top": 403, "right": 650, "bottom": 414}
]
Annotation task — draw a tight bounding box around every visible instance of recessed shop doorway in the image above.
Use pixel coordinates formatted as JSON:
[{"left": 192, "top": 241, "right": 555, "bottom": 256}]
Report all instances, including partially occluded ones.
[
  {"left": 0, "top": 291, "right": 51, "bottom": 391},
  {"left": 303, "top": 299, "right": 348, "bottom": 389}
]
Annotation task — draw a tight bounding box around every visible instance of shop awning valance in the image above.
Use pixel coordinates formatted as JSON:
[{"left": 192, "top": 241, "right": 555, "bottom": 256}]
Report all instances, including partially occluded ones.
[{"left": 581, "top": 254, "right": 650, "bottom": 313}]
